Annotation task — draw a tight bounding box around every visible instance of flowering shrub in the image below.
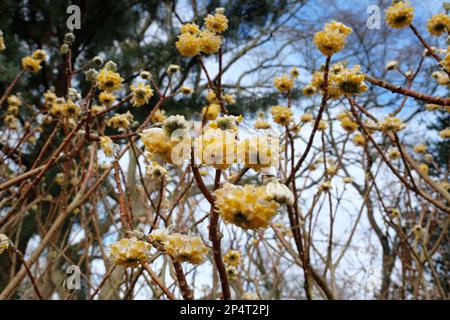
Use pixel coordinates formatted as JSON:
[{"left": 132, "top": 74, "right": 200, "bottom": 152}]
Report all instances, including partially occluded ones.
[{"left": 0, "top": 1, "right": 449, "bottom": 301}]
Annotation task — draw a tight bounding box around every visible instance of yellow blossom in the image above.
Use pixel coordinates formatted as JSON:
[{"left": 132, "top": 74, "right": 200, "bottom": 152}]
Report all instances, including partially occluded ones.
[
  {"left": 109, "top": 237, "right": 151, "bottom": 268},
  {"left": 0, "top": 31, "right": 5, "bottom": 52},
  {"left": 224, "top": 250, "right": 242, "bottom": 266},
  {"left": 319, "top": 181, "right": 333, "bottom": 192},
  {"left": 418, "top": 163, "right": 429, "bottom": 175},
  {"left": 22, "top": 56, "right": 42, "bottom": 72},
  {"left": 181, "top": 86, "right": 194, "bottom": 95},
  {"left": 332, "top": 65, "right": 367, "bottom": 95},
  {"left": 205, "top": 10, "right": 229, "bottom": 34},
  {"left": 439, "top": 127, "right": 450, "bottom": 139},
  {"left": 146, "top": 161, "right": 168, "bottom": 180},
  {"left": 385, "top": 1, "right": 414, "bottom": 29},
  {"left": 388, "top": 148, "right": 401, "bottom": 160},
  {"left": 271, "top": 105, "right": 293, "bottom": 126},
  {"left": 274, "top": 74, "right": 294, "bottom": 93},
  {"left": 202, "top": 103, "right": 221, "bottom": 120},
  {"left": 199, "top": 29, "right": 222, "bottom": 55},
  {"left": 0, "top": 234, "right": 9, "bottom": 255},
  {"left": 300, "top": 113, "right": 314, "bottom": 123},
  {"left": 176, "top": 32, "right": 201, "bottom": 57},
  {"left": 180, "top": 23, "right": 200, "bottom": 35},
  {"left": 91, "top": 105, "right": 106, "bottom": 115},
  {"left": 340, "top": 116, "right": 358, "bottom": 133},
  {"left": 226, "top": 266, "right": 238, "bottom": 280},
  {"left": 343, "top": 177, "right": 353, "bottom": 184},
  {"left": 131, "top": 83, "right": 154, "bottom": 107},
  {"left": 214, "top": 183, "right": 280, "bottom": 230},
  {"left": 427, "top": 13, "right": 450, "bottom": 36},
  {"left": 32, "top": 49, "right": 47, "bottom": 61},
  {"left": 425, "top": 103, "right": 441, "bottom": 111},
  {"left": 100, "top": 136, "right": 114, "bottom": 157},
  {"left": 303, "top": 85, "right": 316, "bottom": 96},
  {"left": 99, "top": 91, "right": 116, "bottom": 106},
  {"left": 313, "top": 21, "right": 352, "bottom": 56},
  {"left": 352, "top": 133, "right": 366, "bottom": 146},
  {"left": 223, "top": 94, "right": 236, "bottom": 105},
  {"left": 379, "top": 116, "right": 406, "bottom": 132},
  {"left": 106, "top": 112, "right": 133, "bottom": 130},
  {"left": 7, "top": 95, "right": 22, "bottom": 107},
  {"left": 413, "top": 144, "right": 426, "bottom": 154},
  {"left": 151, "top": 109, "right": 167, "bottom": 123},
  {"left": 254, "top": 118, "right": 272, "bottom": 130},
  {"left": 96, "top": 68, "right": 123, "bottom": 92},
  {"left": 206, "top": 90, "right": 218, "bottom": 103},
  {"left": 163, "top": 233, "right": 208, "bottom": 265},
  {"left": 318, "top": 120, "right": 328, "bottom": 131},
  {"left": 44, "top": 90, "right": 57, "bottom": 106}
]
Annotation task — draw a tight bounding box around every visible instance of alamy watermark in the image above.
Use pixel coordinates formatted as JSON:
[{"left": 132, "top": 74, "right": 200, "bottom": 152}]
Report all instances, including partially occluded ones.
[
  {"left": 65, "top": 265, "right": 81, "bottom": 290},
  {"left": 66, "top": 5, "right": 81, "bottom": 31}
]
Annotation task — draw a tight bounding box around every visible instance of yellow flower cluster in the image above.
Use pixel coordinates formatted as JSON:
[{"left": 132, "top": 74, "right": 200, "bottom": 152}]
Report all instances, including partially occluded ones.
[
  {"left": 224, "top": 250, "right": 242, "bottom": 266},
  {"left": 388, "top": 148, "right": 401, "bottom": 160},
  {"left": 418, "top": 163, "right": 429, "bottom": 175},
  {"left": 176, "top": 8, "right": 228, "bottom": 57},
  {"left": 226, "top": 266, "right": 238, "bottom": 280},
  {"left": 425, "top": 103, "right": 442, "bottom": 111},
  {"left": 43, "top": 90, "right": 57, "bottom": 107},
  {"left": 130, "top": 83, "right": 154, "bottom": 107},
  {"left": 7, "top": 95, "right": 21, "bottom": 116},
  {"left": 385, "top": 1, "right": 414, "bottom": 29},
  {"left": 91, "top": 105, "right": 106, "bottom": 115},
  {"left": 311, "top": 63, "right": 367, "bottom": 98},
  {"left": 109, "top": 237, "right": 151, "bottom": 268},
  {"left": 274, "top": 74, "right": 294, "bottom": 93},
  {"left": 205, "top": 8, "right": 229, "bottom": 34},
  {"left": 163, "top": 233, "right": 208, "bottom": 265},
  {"left": 337, "top": 112, "right": 358, "bottom": 133},
  {"left": 441, "top": 47, "right": 450, "bottom": 71},
  {"left": 300, "top": 112, "right": 314, "bottom": 123},
  {"left": 22, "top": 49, "right": 46, "bottom": 72},
  {"left": 439, "top": 127, "right": 450, "bottom": 139},
  {"left": 100, "top": 136, "right": 114, "bottom": 157},
  {"left": 0, "top": 30, "right": 5, "bottom": 52},
  {"left": 49, "top": 97, "right": 81, "bottom": 118},
  {"left": 106, "top": 112, "right": 134, "bottom": 130},
  {"left": 379, "top": 116, "right": 406, "bottom": 132},
  {"left": 0, "top": 234, "right": 9, "bottom": 255},
  {"left": 214, "top": 183, "right": 280, "bottom": 230},
  {"left": 413, "top": 144, "right": 426, "bottom": 154},
  {"left": 176, "top": 32, "right": 202, "bottom": 56},
  {"left": 319, "top": 181, "right": 333, "bottom": 192},
  {"left": 303, "top": 84, "right": 316, "bottom": 97},
  {"left": 254, "top": 116, "right": 272, "bottom": 130},
  {"left": 151, "top": 109, "right": 167, "bottom": 123},
  {"left": 332, "top": 65, "right": 367, "bottom": 95},
  {"left": 313, "top": 21, "right": 352, "bottom": 56},
  {"left": 4, "top": 114, "right": 17, "bottom": 129},
  {"left": 352, "top": 133, "right": 366, "bottom": 147},
  {"left": 96, "top": 68, "right": 123, "bottom": 92},
  {"left": 202, "top": 103, "right": 221, "bottom": 120},
  {"left": 427, "top": 13, "right": 450, "bottom": 36},
  {"left": 145, "top": 161, "right": 168, "bottom": 180},
  {"left": 99, "top": 91, "right": 116, "bottom": 106},
  {"left": 271, "top": 105, "right": 293, "bottom": 126}
]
